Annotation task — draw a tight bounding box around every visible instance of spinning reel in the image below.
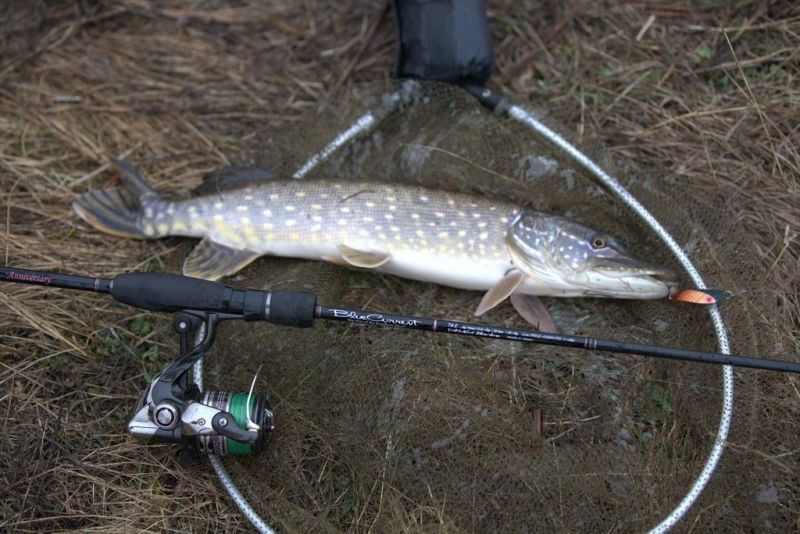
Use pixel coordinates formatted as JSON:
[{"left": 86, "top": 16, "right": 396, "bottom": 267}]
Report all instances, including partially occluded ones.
[
  {"left": 0, "top": 268, "right": 317, "bottom": 460},
  {"left": 127, "top": 311, "right": 274, "bottom": 458}
]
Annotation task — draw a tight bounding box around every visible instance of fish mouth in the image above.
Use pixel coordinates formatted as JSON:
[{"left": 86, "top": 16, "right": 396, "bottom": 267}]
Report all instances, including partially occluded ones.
[
  {"left": 589, "top": 257, "right": 678, "bottom": 283},
  {"left": 581, "top": 257, "right": 679, "bottom": 299}
]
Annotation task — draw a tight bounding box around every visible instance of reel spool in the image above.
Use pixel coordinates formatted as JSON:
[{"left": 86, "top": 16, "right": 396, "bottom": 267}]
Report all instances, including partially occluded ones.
[{"left": 195, "top": 391, "right": 271, "bottom": 456}]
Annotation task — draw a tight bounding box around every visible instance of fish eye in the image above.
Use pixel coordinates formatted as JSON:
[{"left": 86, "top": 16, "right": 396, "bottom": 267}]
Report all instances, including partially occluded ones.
[{"left": 591, "top": 235, "right": 607, "bottom": 249}]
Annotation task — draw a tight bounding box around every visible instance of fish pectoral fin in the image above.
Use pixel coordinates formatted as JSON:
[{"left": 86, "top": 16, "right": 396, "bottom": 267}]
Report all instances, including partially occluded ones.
[
  {"left": 475, "top": 269, "right": 527, "bottom": 316},
  {"left": 183, "top": 238, "right": 261, "bottom": 280},
  {"left": 510, "top": 294, "right": 559, "bottom": 334},
  {"left": 336, "top": 244, "right": 391, "bottom": 269}
]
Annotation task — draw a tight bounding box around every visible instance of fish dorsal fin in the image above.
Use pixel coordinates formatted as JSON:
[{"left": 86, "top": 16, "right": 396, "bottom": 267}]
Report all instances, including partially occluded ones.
[
  {"left": 182, "top": 237, "right": 261, "bottom": 280},
  {"left": 510, "top": 294, "right": 559, "bottom": 333},
  {"left": 192, "top": 166, "right": 277, "bottom": 195},
  {"left": 475, "top": 269, "right": 526, "bottom": 316},
  {"left": 111, "top": 157, "right": 158, "bottom": 204},
  {"left": 335, "top": 244, "right": 391, "bottom": 269}
]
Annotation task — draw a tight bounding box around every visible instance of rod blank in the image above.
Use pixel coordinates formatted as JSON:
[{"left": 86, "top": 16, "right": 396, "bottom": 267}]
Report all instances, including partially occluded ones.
[
  {"left": 0, "top": 266, "right": 111, "bottom": 293},
  {"left": 315, "top": 305, "right": 800, "bottom": 375}
]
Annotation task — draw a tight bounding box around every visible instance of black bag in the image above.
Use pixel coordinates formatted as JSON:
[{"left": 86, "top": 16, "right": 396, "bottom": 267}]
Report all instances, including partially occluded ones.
[{"left": 393, "top": 0, "right": 494, "bottom": 85}]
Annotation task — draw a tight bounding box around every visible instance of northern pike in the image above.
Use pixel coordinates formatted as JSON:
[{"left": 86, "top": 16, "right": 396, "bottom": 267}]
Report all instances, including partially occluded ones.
[{"left": 73, "top": 159, "right": 681, "bottom": 331}]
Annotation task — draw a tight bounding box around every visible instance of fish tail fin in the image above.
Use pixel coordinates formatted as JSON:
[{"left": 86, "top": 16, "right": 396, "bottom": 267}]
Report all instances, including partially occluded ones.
[{"left": 72, "top": 158, "right": 161, "bottom": 239}]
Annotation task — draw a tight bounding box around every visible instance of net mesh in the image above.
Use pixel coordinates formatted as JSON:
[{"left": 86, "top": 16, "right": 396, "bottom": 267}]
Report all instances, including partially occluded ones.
[{"left": 180, "top": 82, "right": 797, "bottom": 531}]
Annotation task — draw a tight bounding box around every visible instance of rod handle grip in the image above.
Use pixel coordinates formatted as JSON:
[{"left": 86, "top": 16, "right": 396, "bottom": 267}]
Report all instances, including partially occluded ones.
[
  {"left": 267, "top": 291, "right": 316, "bottom": 328},
  {"left": 111, "top": 272, "right": 235, "bottom": 313},
  {"left": 111, "top": 272, "right": 317, "bottom": 328}
]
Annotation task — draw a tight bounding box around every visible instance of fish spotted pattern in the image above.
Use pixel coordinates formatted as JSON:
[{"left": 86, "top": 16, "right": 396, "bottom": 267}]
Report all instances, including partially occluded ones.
[{"left": 73, "top": 160, "right": 679, "bottom": 331}]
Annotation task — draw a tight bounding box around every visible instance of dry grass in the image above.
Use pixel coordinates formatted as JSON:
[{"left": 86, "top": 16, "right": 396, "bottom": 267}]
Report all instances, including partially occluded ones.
[{"left": 1, "top": 0, "right": 798, "bottom": 531}]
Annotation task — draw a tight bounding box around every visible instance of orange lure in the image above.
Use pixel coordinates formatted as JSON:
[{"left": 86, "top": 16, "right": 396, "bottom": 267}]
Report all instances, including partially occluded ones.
[{"left": 670, "top": 288, "right": 729, "bottom": 305}]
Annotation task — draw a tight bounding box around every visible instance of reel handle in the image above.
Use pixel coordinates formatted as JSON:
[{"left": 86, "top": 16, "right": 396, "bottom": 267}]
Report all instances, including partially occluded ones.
[{"left": 212, "top": 412, "right": 259, "bottom": 444}]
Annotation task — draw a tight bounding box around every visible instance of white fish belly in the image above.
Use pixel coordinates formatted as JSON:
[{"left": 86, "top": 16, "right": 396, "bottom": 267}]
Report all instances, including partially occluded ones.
[
  {"left": 251, "top": 241, "right": 513, "bottom": 291},
  {"left": 377, "top": 250, "right": 513, "bottom": 291}
]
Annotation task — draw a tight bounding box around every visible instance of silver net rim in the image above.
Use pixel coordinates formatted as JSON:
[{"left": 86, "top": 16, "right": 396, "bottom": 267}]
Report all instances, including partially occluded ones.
[{"left": 195, "top": 83, "right": 733, "bottom": 533}]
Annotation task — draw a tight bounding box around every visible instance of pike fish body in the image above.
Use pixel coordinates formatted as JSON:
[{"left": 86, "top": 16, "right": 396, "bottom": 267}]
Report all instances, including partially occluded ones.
[
  {"left": 160, "top": 181, "right": 519, "bottom": 292},
  {"left": 73, "top": 161, "right": 678, "bottom": 327}
]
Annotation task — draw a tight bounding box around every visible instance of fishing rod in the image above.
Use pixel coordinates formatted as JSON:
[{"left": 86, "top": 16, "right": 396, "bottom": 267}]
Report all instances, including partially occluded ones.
[
  {"left": 4, "top": 265, "right": 796, "bottom": 373},
  {"left": 2, "top": 266, "right": 798, "bottom": 458}
]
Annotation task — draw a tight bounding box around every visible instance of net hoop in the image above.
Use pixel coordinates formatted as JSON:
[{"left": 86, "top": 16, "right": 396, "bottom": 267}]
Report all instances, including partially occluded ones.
[{"left": 197, "top": 82, "right": 733, "bottom": 533}]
